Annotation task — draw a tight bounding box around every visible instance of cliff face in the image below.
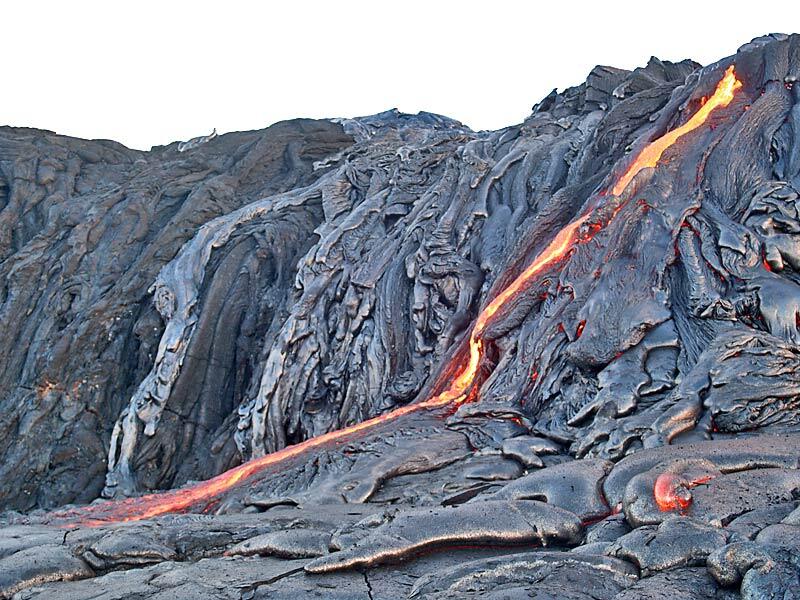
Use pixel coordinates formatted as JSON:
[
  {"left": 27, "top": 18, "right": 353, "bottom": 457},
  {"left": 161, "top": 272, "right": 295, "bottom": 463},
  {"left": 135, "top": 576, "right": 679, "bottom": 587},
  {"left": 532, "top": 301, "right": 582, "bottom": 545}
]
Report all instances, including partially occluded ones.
[
  {"left": 1, "top": 33, "right": 800, "bottom": 599},
  {"left": 0, "top": 119, "right": 354, "bottom": 507}
]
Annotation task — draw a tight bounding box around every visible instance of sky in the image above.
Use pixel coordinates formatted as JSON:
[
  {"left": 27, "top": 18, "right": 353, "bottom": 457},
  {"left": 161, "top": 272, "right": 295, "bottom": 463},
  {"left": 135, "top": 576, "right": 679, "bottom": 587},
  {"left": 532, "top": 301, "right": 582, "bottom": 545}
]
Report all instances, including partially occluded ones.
[{"left": 2, "top": 1, "right": 797, "bottom": 150}]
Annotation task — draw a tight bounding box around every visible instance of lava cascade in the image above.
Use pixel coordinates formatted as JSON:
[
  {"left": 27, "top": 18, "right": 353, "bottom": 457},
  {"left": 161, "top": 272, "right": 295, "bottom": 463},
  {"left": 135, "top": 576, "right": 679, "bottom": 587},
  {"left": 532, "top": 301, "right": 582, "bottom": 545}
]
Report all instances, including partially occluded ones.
[
  {"left": 50, "top": 66, "right": 742, "bottom": 526},
  {"left": 611, "top": 65, "right": 741, "bottom": 196}
]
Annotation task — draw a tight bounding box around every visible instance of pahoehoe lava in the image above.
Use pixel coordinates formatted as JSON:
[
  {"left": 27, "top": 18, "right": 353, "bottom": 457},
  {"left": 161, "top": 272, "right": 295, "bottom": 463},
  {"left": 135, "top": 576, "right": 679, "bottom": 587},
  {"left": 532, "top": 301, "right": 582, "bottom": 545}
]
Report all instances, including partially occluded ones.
[{"left": 2, "top": 33, "right": 800, "bottom": 599}]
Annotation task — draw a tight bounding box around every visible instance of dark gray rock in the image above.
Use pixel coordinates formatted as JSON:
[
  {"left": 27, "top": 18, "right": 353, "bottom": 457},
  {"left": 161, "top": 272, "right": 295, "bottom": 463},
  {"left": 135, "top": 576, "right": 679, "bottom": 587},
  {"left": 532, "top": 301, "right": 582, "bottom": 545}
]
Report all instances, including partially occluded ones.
[
  {"left": 605, "top": 435, "right": 800, "bottom": 508},
  {"left": 253, "top": 570, "right": 370, "bottom": 600},
  {"left": 462, "top": 453, "right": 525, "bottom": 481},
  {"left": 501, "top": 435, "right": 560, "bottom": 468},
  {"left": 726, "top": 501, "right": 798, "bottom": 541},
  {"left": 408, "top": 551, "right": 637, "bottom": 599},
  {"left": 754, "top": 523, "right": 800, "bottom": 549},
  {"left": 612, "top": 568, "right": 739, "bottom": 599},
  {"left": 586, "top": 513, "right": 631, "bottom": 544},
  {"left": 490, "top": 457, "right": 613, "bottom": 521},
  {"left": 607, "top": 517, "right": 728, "bottom": 576},
  {"left": 0, "top": 120, "right": 354, "bottom": 510},
  {"left": 83, "top": 528, "right": 177, "bottom": 569},
  {"left": 0, "top": 526, "right": 65, "bottom": 560},
  {"left": 688, "top": 468, "right": 800, "bottom": 526},
  {"left": 13, "top": 556, "right": 307, "bottom": 600},
  {"left": 708, "top": 541, "right": 800, "bottom": 599},
  {"left": 304, "top": 500, "right": 583, "bottom": 573},
  {"left": 0, "top": 544, "right": 93, "bottom": 599},
  {"left": 783, "top": 503, "right": 800, "bottom": 525},
  {"left": 226, "top": 528, "right": 331, "bottom": 558}
]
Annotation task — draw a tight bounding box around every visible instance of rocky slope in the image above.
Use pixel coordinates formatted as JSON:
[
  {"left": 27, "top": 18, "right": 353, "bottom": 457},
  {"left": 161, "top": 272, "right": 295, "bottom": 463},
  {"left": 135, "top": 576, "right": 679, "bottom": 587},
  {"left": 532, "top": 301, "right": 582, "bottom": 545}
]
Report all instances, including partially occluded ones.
[{"left": 1, "top": 33, "right": 800, "bottom": 599}]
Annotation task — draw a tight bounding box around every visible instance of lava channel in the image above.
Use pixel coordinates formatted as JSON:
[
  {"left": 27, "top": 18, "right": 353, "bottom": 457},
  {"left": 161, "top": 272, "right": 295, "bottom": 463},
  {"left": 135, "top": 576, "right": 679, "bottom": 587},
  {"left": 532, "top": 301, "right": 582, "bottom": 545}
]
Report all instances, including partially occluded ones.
[{"left": 47, "top": 66, "right": 742, "bottom": 526}]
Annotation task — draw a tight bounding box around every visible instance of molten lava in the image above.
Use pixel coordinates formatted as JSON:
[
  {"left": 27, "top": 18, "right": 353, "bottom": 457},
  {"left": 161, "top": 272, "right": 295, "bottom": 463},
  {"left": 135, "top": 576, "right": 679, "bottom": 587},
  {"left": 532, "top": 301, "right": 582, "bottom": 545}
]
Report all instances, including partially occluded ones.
[
  {"left": 426, "top": 215, "right": 590, "bottom": 407},
  {"left": 429, "top": 67, "right": 742, "bottom": 409},
  {"left": 654, "top": 472, "right": 716, "bottom": 512},
  {"left": 654, "top": 473, "right": 692, "bottom": 511},
  {"left": 611, "top": 65, "right": 741, "bottom": 196},
  {"left": 51, "top": 67, "right": 742, "bottom": 526}
]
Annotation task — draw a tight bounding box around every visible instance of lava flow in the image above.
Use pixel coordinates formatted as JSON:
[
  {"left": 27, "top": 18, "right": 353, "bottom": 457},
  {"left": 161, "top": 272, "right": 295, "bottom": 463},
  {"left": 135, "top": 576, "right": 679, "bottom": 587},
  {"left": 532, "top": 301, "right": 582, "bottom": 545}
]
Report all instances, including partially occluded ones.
[
  {"left": 49, "top": 66, "right": 742, "bottom": 526},
  {"left": 611, "top": 65, "right": 741, "bottom": 196},
  {"left": 418, "top": 65, "right": 743, "bottom": 410}
]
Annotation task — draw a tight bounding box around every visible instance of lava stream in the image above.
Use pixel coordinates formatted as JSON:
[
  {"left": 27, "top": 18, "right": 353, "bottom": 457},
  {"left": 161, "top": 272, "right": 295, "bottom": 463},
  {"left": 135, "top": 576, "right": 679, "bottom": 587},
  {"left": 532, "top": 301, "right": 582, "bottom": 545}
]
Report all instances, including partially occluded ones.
[
  {"left": 49, "top": 67, "right": 742, "bottom": 526},
  {"left": 611, "top": 65, "right": 741, "bottom": 196},
  {"left": 418, "top": 66, "right": 742, "bottom": 410}
]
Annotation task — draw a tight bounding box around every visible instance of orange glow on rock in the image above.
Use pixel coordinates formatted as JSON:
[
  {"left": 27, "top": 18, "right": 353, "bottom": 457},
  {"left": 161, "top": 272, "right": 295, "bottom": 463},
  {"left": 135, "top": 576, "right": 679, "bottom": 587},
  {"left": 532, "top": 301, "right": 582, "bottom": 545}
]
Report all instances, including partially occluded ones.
[
  {"left": 52, "top": 209, "right": 592, "bottom": 526},
  {"left": 654, "top": 473, "right": 692, "bottom": 511},
  {"left": 52, "top": 67, "right": 742, "bottom": 527},
  {"left": 51, "top": 398, "right": 450, "bottom": 524},
  {"left": 611, "top": 66, "right": 741, "bottom": 196},
  {"left": 654, "top": 472, "right": 716, "bottom": 512},
  {"left": 427, "top": 216, "right": 590, "bottom": 407}
]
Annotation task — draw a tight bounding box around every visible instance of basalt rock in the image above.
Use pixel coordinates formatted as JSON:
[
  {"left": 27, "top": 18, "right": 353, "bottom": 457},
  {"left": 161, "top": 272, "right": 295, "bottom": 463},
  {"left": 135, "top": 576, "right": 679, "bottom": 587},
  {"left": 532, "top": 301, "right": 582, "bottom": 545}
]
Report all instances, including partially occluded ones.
[
  {"left": 488, "top": 456, "right": 612, "bottom": 521},
  {"left": 407, "top": 552, "right": 638, "bottom": 599},
  {"left": 607, "top": 516, "right": 729, "bottom": 576},
  {"left": 613, "top": 568, "right": 739, "bottom": 600},
  {"left": 0, "top": 545, "right": 94, "bottom": 599},
  {"left": 303, "top": 499, "right": 584, "bottom": 573},
  {"left": 2, "top": 33, "right": 800, "bottom": 598},
  {"left": 225, "top": 528, "right": 331, "bottom": 559},
  {"left": 708, "top": 541, "right": 800, "bottom": 599}
]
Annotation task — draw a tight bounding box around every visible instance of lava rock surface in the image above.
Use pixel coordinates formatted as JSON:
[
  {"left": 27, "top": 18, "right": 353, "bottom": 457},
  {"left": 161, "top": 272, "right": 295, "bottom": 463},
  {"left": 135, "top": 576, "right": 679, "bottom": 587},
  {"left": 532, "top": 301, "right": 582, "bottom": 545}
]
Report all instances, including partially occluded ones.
[{"left": 2, "top": 33, "right": 800, "bottom": 599}]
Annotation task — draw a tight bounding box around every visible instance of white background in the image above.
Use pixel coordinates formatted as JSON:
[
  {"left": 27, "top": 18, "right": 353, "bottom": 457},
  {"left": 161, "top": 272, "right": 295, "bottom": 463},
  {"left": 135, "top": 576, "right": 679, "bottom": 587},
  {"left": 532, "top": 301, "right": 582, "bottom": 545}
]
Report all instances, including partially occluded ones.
[{"left": 2, "top": 1, "right": 796, "bottom": 150}]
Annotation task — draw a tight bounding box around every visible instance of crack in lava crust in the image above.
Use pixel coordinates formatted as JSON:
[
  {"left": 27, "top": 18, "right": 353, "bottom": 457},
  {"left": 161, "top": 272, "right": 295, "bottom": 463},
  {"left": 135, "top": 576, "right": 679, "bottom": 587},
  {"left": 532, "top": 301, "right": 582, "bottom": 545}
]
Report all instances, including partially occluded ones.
[{"left": 47, "top": 67, "right": 743, "bottom": 527}]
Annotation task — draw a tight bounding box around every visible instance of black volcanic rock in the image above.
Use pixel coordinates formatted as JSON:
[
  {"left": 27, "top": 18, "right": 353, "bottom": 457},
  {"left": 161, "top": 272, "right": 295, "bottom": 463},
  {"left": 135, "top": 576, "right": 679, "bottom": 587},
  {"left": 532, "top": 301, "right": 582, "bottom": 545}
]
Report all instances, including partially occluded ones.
[
  {"left": 0, "top": 119, "right": 353, "bottom": 509},
  {"left": 2, "top": 32, "right": 800, "bottom": 599}
]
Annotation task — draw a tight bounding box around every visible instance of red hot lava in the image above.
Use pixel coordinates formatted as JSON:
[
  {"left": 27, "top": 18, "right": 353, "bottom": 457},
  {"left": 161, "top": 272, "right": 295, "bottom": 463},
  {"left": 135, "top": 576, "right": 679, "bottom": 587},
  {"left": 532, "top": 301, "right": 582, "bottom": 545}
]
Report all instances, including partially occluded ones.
[
  {"left": 654, "top": 472, "right": 717, "bottom": 512},
  {"left": 48, "top": 67, "right": 743, "bottom": 526}
]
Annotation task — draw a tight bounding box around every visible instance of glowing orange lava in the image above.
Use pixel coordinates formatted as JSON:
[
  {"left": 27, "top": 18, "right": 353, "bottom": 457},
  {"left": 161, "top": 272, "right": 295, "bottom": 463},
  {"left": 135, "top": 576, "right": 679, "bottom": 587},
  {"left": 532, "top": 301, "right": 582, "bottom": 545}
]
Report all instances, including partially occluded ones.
[
  {"left": 611, "top": 65, "right": 741, "bottom": 196},
  {"left": 51, "top": 67, "right": 742, "bottom": 526},
  {"left": 426, "top": 216, "right": 590, "bottom": 407},
  {"left": 654, "top": 472, "right": 716, "bottom": 512},
  {"left": 53, "top": 400, "right": 446, "bottom": 524}
]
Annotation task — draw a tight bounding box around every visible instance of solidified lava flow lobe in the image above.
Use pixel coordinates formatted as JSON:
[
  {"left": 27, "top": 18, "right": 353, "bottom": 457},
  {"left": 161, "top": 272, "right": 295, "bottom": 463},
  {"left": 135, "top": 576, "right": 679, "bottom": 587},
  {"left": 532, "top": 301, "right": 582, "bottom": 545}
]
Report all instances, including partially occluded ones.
[{"left": 54, "top": 67, "right": 742, "bottom": 526}]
